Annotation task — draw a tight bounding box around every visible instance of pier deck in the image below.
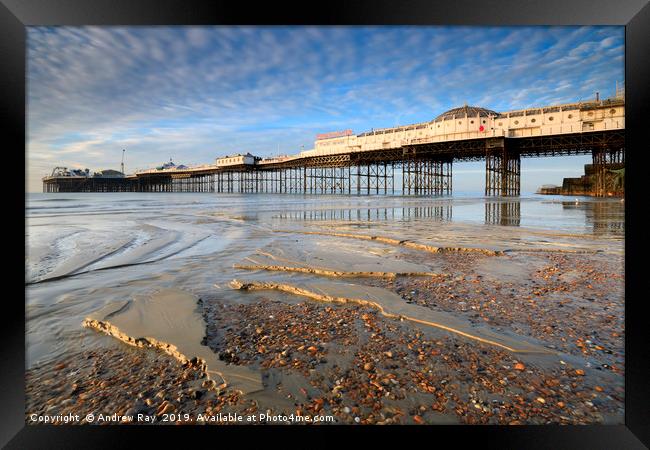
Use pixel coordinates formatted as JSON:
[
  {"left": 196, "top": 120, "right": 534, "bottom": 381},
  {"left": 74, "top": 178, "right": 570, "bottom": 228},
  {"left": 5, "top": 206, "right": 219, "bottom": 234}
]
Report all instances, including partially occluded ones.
[{"left": 43, "top": 130, "right": 624, "bottom": 197}]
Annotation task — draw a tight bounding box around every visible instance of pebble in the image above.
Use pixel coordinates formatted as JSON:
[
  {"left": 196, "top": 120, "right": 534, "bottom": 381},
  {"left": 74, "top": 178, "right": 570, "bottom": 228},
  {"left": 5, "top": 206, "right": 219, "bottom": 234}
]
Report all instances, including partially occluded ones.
[
  {"left": 160, "top": 403, "right": 176, "bottom": 415},
  {"left": 30, "top": 256, "right": 624, "bottom": 428}
]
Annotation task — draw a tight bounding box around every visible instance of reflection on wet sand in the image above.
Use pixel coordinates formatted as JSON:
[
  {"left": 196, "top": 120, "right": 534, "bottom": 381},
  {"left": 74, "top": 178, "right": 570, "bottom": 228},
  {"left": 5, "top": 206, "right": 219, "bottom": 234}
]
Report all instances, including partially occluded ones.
[
  {"left": 485, "top": 201, "right": 521, "bottom": 227},
  {"left": 275, "top": 204, "right": 453, "bottom": 223},
  {"left": 561, "top": 200, "right": 625, "bottom": 234}
]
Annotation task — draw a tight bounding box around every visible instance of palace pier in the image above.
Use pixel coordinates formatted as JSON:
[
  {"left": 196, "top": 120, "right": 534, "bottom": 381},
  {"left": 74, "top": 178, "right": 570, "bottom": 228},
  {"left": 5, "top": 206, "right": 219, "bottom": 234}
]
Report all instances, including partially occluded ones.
[{"left": 43, "top": 97, "right": 625, "bottom": 197}]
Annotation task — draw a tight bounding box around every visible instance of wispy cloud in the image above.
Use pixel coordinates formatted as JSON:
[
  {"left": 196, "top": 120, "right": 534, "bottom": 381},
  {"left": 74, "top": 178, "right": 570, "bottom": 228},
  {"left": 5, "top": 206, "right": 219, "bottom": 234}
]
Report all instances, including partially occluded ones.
[{"left": 27, "top": 26, "right": 624, "bottom": 192}]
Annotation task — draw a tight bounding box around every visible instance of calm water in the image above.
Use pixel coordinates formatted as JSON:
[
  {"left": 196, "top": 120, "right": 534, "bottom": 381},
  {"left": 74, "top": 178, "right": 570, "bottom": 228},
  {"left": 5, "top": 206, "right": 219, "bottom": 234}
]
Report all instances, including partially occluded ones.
[
  {"left": 27, "top": 191, "right": 624, "bottom": 232},
  {"left": 25, "top": 192, "right": 624, "bottom": 368}
]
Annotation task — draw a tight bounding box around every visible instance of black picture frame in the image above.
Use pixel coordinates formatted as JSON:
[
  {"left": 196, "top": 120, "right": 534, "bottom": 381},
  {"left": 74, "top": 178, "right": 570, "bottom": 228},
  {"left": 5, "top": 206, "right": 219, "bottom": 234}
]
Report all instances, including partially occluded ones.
[{"left": 3, "top": 0, "right": 649, "bottom": 447}]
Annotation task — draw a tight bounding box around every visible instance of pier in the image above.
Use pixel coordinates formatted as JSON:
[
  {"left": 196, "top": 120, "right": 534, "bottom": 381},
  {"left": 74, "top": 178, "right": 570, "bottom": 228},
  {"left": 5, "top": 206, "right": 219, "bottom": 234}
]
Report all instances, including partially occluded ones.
[{"left": 43, "top": 98, "right": 625, "bottom": 197}]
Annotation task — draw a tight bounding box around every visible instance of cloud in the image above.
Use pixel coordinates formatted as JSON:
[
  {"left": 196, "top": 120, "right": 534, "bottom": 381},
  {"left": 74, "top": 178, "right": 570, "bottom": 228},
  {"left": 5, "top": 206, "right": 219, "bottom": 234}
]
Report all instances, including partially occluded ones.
[{"left": 186, "top": 27, "right": 211, "bottom": 48}]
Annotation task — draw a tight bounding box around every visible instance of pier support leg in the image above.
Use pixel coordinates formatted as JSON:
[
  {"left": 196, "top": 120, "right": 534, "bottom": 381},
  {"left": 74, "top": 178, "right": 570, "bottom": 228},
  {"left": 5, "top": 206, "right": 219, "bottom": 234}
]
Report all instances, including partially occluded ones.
[
  {"left": 592, "top": 147, "right": 625, "bottom": 197},
  {"left": 350, "top": 163, "right": 393, "bottom": 195},
  {"left": 290, "top": 167, "right": 303, "bottom": 194},
  {"left": 485, "top": 146, "right": 520, "bottom": 197},
  {"left": 402, "top": 158, "right": 451, "bottom": 195}
]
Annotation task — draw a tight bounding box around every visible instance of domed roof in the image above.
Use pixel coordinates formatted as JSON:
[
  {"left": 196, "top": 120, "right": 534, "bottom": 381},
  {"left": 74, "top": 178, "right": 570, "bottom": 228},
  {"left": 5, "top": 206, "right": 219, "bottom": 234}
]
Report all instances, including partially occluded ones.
[{"left": 434, "top": 105, "right": 498, "bottom": 121}]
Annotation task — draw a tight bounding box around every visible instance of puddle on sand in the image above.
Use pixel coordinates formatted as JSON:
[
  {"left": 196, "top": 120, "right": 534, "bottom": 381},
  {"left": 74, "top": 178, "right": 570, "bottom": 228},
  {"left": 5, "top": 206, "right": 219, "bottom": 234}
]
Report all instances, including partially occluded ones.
[
  {"left": 236, "top": 237, "right": 441, "bottom": 276},
  {"left": 84, "top": 288, "right": 263, "bottom": 394},
  {"left": 230, "top": 278, "right": 553, "bottom": 356}
]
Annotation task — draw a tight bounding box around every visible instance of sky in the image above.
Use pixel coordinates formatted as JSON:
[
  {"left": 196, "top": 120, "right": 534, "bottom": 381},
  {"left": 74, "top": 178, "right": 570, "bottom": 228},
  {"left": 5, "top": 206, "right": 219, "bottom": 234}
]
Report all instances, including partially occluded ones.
[{"left": 26, "top": 26, "right": 624, "bottom": 193}]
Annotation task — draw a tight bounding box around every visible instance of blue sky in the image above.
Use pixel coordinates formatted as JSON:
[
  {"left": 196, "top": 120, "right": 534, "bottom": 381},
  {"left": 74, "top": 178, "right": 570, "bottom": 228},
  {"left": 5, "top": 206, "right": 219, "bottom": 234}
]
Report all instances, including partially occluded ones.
[{"left": 27, "top": 26, "right": 624, "bottom": 193}]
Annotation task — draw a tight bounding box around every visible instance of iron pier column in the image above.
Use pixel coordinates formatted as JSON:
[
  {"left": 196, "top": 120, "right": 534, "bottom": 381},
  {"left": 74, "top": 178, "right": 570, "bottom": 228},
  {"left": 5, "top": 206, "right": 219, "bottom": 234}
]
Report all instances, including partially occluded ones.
[
  {"left": 592, "top": 146, "right": 625, "bottom": 197},
  {"left": 485, "top": 138, "right": 520, "bottom": 197}
]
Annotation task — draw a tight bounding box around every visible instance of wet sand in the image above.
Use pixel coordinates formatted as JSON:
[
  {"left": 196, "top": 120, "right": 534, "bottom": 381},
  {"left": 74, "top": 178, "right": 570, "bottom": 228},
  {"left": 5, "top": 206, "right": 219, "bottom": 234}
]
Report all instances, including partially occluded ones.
[
  {"left": 25, "top": 193, "right": 624, "bottom": 425},
  {"left": 83, "top": 288, "right": 263, "bottom": 394}
]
